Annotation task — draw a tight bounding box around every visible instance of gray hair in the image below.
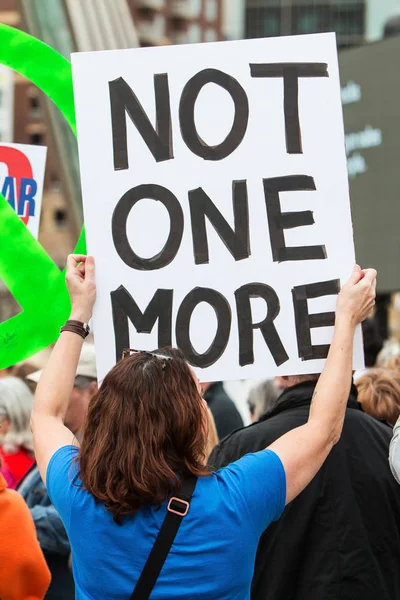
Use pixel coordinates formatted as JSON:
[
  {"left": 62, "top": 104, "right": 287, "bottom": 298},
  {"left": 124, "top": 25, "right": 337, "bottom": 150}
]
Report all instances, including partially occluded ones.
[
  {"left": 0, "top": 377, "right": 34, "bottom": 454},
  {"left": 248, "top": 380, "right": 280, "bottom": 421},
  {"left": 74, "top": 375, "right": 96, "bottom": 390}
]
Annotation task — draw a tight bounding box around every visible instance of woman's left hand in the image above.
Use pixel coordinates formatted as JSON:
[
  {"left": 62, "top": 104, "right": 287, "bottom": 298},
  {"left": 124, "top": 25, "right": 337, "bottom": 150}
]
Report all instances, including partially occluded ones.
[{"left": 66, "top": 254, "right": 96, "bottom": 322}]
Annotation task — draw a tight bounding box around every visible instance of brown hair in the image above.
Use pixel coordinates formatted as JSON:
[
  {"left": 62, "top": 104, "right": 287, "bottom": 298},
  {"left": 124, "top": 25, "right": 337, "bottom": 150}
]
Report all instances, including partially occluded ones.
[
  {"left": 356, "top": 368, "right": 400, "bottom": 426},
  {"left": 78, "top": 347, "right": 210, "bottom": 522}
]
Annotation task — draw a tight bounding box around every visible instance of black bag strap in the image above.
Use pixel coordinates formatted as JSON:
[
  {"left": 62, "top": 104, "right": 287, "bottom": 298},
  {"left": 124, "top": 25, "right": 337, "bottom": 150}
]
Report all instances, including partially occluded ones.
[{"left": 130, "top": 475, "right": 198, "bottom": 600}]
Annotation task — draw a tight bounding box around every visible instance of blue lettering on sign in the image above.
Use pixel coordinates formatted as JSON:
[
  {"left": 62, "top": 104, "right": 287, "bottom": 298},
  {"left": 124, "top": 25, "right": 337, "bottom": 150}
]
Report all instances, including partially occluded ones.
[
  {"left": 1, "top": 176, "right": 37, "bottom": 216},
  {"left": 18, "top": 177, "right": 37, "bottom": 216},
  {"left": 2, "top": 176, "right": 16, "bottom": 210}
]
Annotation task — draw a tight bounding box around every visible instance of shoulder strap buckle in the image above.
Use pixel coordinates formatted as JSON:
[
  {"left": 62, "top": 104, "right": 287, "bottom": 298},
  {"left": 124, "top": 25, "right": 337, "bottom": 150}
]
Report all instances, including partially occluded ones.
[
  {"left": 167, "top": 497, "right": 190, "bottom": 517},
  {"left": 130, "top": 475, "right": 198, "bottom": 600}
]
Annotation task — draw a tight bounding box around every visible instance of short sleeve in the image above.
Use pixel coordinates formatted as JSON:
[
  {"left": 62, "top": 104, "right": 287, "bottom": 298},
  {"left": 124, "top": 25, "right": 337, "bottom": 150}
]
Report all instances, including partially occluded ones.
[
  {"left": 46, "top": 445, "right": 79, "bottom": 529},
  {"left": 216, "top": 449, "right": 286, "bottom": 536}
]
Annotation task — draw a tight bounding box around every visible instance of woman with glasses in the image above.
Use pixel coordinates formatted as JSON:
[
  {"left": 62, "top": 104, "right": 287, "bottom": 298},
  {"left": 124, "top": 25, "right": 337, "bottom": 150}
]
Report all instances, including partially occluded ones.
[{"left": 31, "top": 255, "right": 376, "bottom": 600}]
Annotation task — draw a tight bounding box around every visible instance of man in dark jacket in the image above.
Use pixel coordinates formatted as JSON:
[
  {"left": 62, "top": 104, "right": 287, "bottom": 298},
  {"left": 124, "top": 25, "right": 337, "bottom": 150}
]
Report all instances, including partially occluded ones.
[
  {"left": 209, "top": 376, "right": 400, "bottom": 600},
  {"left": 203, "top": 381, "right": 243, "bottom": 439}
]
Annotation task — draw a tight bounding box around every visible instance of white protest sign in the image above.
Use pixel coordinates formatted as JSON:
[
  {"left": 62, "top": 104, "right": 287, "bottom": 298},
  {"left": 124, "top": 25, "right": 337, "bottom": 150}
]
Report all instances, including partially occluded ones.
[
  {"left": 72, "top": 33, "right": 363, "bottom": 383},
  {"left": 0, "top": 142, "right": 47, "bottom": 239}
]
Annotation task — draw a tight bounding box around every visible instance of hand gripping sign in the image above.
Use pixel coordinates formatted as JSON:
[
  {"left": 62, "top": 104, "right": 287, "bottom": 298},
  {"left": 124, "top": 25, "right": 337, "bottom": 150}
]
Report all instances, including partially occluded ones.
[
  {"left": 0, "top": 24, "right": 85, "bottom": 368},
  {"left": 0, "top": 25, "right": 364, "bottom": 381},
  {"left": 72, "top": 33, "right": 364, "bottom": 383}
]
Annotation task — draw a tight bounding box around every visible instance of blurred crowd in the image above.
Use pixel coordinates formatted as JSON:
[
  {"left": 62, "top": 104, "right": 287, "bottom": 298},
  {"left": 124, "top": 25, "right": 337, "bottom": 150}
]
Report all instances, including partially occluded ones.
[{"left": 2, "top": 316, "right": 400, "bottom": 598}]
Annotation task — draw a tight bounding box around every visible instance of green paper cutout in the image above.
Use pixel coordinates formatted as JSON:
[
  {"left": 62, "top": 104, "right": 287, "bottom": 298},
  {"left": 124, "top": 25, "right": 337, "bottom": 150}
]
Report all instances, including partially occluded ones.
[{"left": 0, "top": 24, "right": 86, "bottom": 367}]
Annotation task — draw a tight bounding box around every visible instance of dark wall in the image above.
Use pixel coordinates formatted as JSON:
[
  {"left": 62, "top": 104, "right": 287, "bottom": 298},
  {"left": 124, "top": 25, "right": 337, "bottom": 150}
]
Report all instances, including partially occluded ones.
[{"left": 340, "top": 36, "right": 400, "bottom": 293}]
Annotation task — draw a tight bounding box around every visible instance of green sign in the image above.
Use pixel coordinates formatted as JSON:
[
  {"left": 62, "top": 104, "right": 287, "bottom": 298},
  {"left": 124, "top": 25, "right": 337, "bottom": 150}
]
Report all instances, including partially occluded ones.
[{"left": 0, "top": 24, "right": 86, "bottom": 367}]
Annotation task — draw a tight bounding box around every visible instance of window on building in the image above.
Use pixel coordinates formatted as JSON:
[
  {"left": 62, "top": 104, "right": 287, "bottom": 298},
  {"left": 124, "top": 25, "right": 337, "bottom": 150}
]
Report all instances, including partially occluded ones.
[
  {"left": 136, "top": 7, "right": 155, "bottom": 20},
  {"left": 27, "top": 85, "right": 41, "bottom": 117},
  {"left": 54, "top": 208, "right": 67, "bottom": 228},
  {"left": 30, "top": 132, "right": 43, "bottom": 145},
  {"left": 188, "top": 0, "right": 201, "bottom": 18},
  {"left": 295, "top": 12, "right": 319, "bottom": 34},
  {"left": 205, "top": 0, "right": 217, "bottom": 22},
  {"left": 29, "top": 94, "right": 41, "bottom": 118},
  {"left": 187, "top": 23, "right": 202, "bottom": 43},
  {"left": 153, "top": 13, "right": 166, "bottom": 37},
  {"left": 292, "top": 6, "right": 330, "bottom": 34},
  {"left": 204, "top": 28, "right": 217, "bottom": 42},
  {"left": 332, "top": 6, "right": 364, "bottom": 36},
  {"left": 50, "top": 172, "right": 61, "bottom": 192},
  {"left": 29, "top": 95, "right": 40, "bottom": 109},
  {"left": 246, "top": 8, "right": 281, "bottom": 39}
]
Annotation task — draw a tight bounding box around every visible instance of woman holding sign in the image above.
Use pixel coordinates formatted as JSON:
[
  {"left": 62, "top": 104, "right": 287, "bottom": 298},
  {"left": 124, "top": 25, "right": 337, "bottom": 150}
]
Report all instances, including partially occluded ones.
[{"left": 31, "top": 255, "right": 376, "bottom": 600}]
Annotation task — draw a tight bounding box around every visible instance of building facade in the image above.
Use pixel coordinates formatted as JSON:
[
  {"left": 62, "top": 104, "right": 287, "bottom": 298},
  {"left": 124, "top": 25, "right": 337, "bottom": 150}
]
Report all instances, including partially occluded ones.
[
  {"left": 366, "top": 0, "right": 400, "bottom": 42},
  {"left": 0, "top": 0, "right": 77, "bottom": 271},
  {"left": 129, "top": 0, "right": 223, "bottom": 46},
  {"left": 223, "top": 0, "right": 246, "bottom": 40},
  {"left": 0, "top": 0, "right": 75, "bottom": 322},
  {"left": 245, "top": 0, "right": 366, "bottom": 48},
  {"left": 245, "top": 0, "right": 400, "bottom": 47}
]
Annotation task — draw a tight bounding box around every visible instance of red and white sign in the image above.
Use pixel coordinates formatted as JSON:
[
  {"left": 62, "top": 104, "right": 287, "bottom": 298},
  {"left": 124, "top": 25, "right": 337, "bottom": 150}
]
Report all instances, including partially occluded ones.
[{"left": 0, "top": 142, "right": 47, "bottom": 239}]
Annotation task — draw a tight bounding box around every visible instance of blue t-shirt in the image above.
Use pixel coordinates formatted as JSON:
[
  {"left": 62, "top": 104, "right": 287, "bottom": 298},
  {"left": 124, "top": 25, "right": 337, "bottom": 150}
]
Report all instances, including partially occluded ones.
[{"left": 47, "top": 446, "right": 286, "bottom": 599}]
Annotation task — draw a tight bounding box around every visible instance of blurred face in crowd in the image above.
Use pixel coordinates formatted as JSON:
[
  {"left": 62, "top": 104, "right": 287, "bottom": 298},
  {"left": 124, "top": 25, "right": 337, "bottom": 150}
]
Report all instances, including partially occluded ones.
[
  {"left": 248, "top": 380, "right": 280, "bottom": 423},
  {"left": 0, "top": 410, "right": 10, "bottom": 435},
  {"left": 0, "top": 367, "right": 15, "bottom": 379},
  {"left": 201, "top": 382, "right": 212, "bottom": 394},
  {"left": 0, "top": 377, "right": 34, "bottom": 454},
  {"left": 29, "top": 375, "right": 97, "bottom": 436},
  {"left": 275, "top": 374, "right": 319, "bottom": 390},
  {"left": 66, "top": 376, "right": 98, "bottom": 435}
]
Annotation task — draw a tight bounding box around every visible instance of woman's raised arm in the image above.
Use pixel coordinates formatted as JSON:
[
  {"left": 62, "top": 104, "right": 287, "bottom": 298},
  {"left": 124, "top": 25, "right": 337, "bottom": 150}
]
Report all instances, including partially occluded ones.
[
  {"left": 31, "top": 255, "right": 96, "bottom": 484},
  {"left": 268, "top": 265, "right": 377, "bottom": 505}
]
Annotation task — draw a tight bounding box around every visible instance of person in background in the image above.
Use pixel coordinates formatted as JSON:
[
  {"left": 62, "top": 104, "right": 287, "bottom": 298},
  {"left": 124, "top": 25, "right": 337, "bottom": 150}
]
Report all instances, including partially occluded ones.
[
  {"left": 222, "top": 379, "right": 254, "bottom": 425},
  {"left": 390, "top": 416, "right": 400, "bottom": 484},
  {"left": 383, "top": 354, "right": 400, "bottom": 372},
  {"left": 205, "top": 407, "right": 219, "bottom": 458},
  {"left": 15, "top": 361, "right": 43, "bottom": 393},
  {"left": 210, "top": 299, "right": 400, "bottom": 599},
  {"left": 354, "top": 317, "right": 383, "bottom": 381},
  {"left": 0, "top": 456, "right": 51, "bottom": 599},
  {"left": 29, "top": 256, "right": 376, "bottom": 599},
  {"left": 0, "top": 376, "right": 35, "bottom": 489},
  {"left": 202, "top": 381, "right": 244, "bottom": 439},
  {"left": 385, "top": 356, "right": 400, "bottom": 485},
  {"left": 248, "top": 380, "right": 280, "bottom": 423},
  {"left": 18, "top": 343, "right": 98, "bottom": 600},
  {"left": 356, "top": 368, "right": 400, "bottom": 425},
  {"left": 0, "top": 365, "right": 16, "bottom": 378}
]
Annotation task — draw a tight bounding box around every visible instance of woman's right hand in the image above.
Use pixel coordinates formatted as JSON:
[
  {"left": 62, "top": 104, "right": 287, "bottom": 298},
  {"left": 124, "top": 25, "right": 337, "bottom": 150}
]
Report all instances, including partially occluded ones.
[
  {"left": 336, "top": 265, "right": 377, "bottom": 327},
  {"left": 65, "top": 254, "right": 96, "bottom": 323}
]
